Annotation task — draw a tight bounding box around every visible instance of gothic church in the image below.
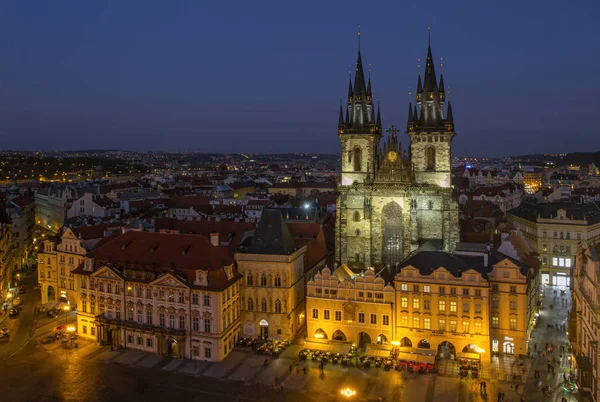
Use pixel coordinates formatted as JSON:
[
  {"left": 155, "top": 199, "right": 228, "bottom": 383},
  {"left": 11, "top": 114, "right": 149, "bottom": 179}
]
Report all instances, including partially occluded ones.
[{"left": 335, "top": 32, "right": 460, "bottom": 267}]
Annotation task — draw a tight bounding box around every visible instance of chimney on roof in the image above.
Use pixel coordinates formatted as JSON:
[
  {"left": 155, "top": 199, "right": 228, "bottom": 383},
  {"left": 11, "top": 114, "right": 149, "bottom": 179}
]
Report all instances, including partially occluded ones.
[{"left": 210, "top": 233, "right": 219, "bottom": 247}]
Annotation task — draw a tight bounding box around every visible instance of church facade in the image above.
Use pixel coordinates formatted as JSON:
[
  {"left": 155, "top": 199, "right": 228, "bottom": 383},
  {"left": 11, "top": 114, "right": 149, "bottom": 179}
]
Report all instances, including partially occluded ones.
[{"left": 335, "top": 34, "right": 460, "bottom": 267}]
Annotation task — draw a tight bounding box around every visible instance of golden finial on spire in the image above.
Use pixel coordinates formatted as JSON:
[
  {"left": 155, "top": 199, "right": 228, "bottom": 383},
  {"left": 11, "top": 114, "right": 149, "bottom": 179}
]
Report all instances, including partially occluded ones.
[
  {"left": 417, "top": 58, "right": 421, "bottom": 71},
  {"left": 440, "top": 57, "right": 444, "bottom": 73},
  {"left": 428, "top": 23, "right": 431, "bottom": 45},
  {"left": 357, "top": 25, "right": 361, "bottom": 51},
  {"left": 408, "top": 88, "right": 412, "bottom": 102}
]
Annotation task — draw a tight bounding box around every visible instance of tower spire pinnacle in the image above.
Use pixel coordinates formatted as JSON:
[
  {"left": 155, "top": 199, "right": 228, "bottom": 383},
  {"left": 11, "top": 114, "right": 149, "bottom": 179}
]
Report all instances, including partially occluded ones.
[{"left": 358, "top": 25, "right": 361, "bottom": 52}]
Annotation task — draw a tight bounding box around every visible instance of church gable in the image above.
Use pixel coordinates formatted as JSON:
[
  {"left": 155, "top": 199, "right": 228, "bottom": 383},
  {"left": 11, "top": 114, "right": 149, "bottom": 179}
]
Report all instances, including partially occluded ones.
[
  {"left": 91, "top": 266, "right": 122, "bottom": 281},
  {"left": 151, "top": 273, "right": 189, "bottom": 288}
]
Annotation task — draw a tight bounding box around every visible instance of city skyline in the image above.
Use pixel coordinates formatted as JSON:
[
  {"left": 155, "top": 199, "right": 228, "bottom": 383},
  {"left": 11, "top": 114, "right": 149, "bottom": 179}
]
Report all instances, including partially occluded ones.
[{"left": 1, "top": 1, "right": 599, "bottom": 156}]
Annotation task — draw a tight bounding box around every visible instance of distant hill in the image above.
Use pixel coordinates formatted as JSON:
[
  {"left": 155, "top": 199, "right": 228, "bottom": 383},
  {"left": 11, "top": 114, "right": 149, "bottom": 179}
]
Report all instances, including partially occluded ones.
[{"left": 558, "top": 152, "right": 600, "bottom": 166}]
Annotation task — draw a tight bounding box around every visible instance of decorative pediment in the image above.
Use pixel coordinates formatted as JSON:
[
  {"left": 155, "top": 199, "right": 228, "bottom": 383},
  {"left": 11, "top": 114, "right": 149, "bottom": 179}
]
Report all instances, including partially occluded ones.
[
  {"left": 151, "top": 273, "right": 188, "bottom": 289},
  {"left": 201, "top": 311, "right": 212, "bottom": 320},
  {"left": 61, "top": 228, "right": 78, "bottom": 240},
  {"left": 91, "top": 265, "right": 122, "bottom": 280}
]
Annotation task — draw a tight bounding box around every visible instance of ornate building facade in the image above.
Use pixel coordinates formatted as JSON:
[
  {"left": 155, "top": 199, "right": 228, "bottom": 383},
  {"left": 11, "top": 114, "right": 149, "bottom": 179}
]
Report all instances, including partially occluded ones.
[{"left": 335, "top": 33, "right": 459, "bottom": 267}]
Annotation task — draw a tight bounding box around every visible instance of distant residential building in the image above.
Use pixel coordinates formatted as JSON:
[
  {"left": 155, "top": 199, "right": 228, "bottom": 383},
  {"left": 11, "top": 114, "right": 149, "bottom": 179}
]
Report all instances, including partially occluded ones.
[
  {"left": 5, "top": 195, "right": 36, "bottom": 270},
  {"left": 508, "top": 201, "right": 600, "bottom": 286},
  {"left": 549, "top": 173, "right": 579, "bottom": 189},
  {"left": 523, "top": 170, "right": 543, "bottom": 194},
  {"left": 570, "top": 243, "right": 599, "bottom": 402},
  {"left": 66, "top": 192, "right": 120, "bottom": 219},
  {"left": 35, "top": 185, "right": 78, "bottom": 233},
  {"left": 268, "top": 181, "right": 336, "bottom": 198}
]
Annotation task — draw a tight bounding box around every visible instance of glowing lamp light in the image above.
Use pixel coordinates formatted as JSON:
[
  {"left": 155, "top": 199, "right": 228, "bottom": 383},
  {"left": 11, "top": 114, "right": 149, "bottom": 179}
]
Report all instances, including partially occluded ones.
[
  {"left": 63, "top": 305, "right": 70, "bottom": 312},
  {"left": 475, "top": 347, "right": 485, "bottom": 354},
  {"left": 304, "top": 203, "right": 310, "bottom": 209},
  {"left": 340, "top": 388, "right": 356, "bottom": 398},
  {"left": 391, "top": 341, "right": 400, "bottom": 346},
  {"left": 314, "top": 333, "right": 324, "bottom": 339},
  {"left": 67, "top": 326, "right": 75, "bottom": 332}
]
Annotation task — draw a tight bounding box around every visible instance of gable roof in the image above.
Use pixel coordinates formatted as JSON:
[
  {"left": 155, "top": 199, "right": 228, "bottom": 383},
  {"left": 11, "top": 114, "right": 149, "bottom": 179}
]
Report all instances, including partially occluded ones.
[{"left": 246, "top": 209, "right": 296, "bottom": 255}]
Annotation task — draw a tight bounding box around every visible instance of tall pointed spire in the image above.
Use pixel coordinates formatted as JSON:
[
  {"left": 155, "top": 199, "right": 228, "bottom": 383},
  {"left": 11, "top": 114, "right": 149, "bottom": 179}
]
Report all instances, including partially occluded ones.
[
  {"left": 416, "top": 75, "right": 423, "bottom": 103},
  {"left": 339, "top": 98, "right": 344, "bottom": 125},
  {"left": 407, "top": 102, "right": 413, "bottom": 123},
  {"left": 446, "top": 101, "right": 454, "bottom": 122},
  {"left": 367, "top": 65, "right": 372, "bottom": 99},
  {"left": 347, "top": 71, "right": 353, "bottom": 102},
  {"left": 423, "top": 26, "right": 438, "bottom": 93},
  {"left": 353, "top": 25, "right": 367, "bottom": 97},
  {"left": 376, "top": 101, "right": 381, "bottom": 126},
  {"left": 438, "top": 74, "right": 446, "bottom": 103}
]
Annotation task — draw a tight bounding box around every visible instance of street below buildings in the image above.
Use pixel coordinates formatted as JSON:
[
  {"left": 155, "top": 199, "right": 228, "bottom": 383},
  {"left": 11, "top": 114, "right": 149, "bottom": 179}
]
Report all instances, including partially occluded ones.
[{"left": 0, "top": 284, "right": 581, "bottom": 401}]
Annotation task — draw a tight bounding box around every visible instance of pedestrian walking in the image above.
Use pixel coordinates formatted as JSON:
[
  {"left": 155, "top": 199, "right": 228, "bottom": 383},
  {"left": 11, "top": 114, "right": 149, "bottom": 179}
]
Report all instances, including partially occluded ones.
[{"left": 483, "top": 381, "right": 487, "bottom": 393}]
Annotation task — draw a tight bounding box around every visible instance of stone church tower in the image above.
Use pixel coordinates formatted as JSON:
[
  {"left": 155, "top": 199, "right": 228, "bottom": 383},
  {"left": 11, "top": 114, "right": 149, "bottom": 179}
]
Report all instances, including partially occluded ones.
[{"left": 335, "top": 31, "right": 459, "bottom": 267}]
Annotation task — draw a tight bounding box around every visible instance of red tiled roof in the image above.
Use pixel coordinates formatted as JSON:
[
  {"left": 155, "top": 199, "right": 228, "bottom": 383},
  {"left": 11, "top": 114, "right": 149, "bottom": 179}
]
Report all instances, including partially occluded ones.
[
  {"left": 71, "top": 224, "right": 117, "bottom": 240},
  {"left": 166, "top": 195, "right": 213, "bottom": 209}
]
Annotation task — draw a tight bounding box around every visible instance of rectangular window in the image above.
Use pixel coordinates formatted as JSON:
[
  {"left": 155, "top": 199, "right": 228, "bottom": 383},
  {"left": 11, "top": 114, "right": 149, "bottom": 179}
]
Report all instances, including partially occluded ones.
[
  {"left": 358, "top": 291, "right": 364, "bottom": 298},
  {"left": 204, "top": 347, "right": 212, "bottom": 359},
  {"left": 475, "top": 304, "right": 482, "bottom": 314},
  {"left": 439, "top": 319, "right": 446, "bottom": 331},
  {"left": 462, "top": 321, "right": 469, "bottom": 333},
  {"left": 450, "top": 301, "right": 457, "bottom": 313},
  {"left": 492, "top": 283, "right": 499, "bottom": 291},
  {"left": 565, "top": 258, "right": 572, "bottom": 268},
  {"left": 127, "top": 335, "right": 133, "bottom": 344},
  {"left": 312, "top": 309, "right": 318, "bottom": 319},
  {"left": 358, "top": 312, "right": 365, "bottom": 323},
  {"left": 193, "top": 317, "right": 199, "bottom": 331},
  {"left": 423, "top": 299, "right": 430, "bottom": 310},
  {"left": 91, "top": 326, "right": 96, "bottom": 336},
  {"left": 439, "top": 286, "right": 445, "bottom": 294},
  {"left": 82, "top": 325, "right": 87, "bottom": 334},
  {"left": 401, "top": 316, "right": 408, "bottom": 327},
  {"left": 423, "top": 317, "right": 430, "bottom": 329},
  {"left": 401, "top": 297, "right": 408, "bottom": 308},
  {"left": 127, "top": 309, "right": 133, "bottom": 321},
  {"left": 414, "top": 316, "right": 421, "bottom": 328},
  {"left": 413, "top": 284, "right": 419, "bottom": 292},
  {"left": 438, "top": 300, "right": 446, "bottom": 311},
  {"left": 423, "top": 285, "right": 430, "bottom": 293},
  {"left": 492, "top": 316, "right": 499, "bottom": 328},
  {"left": 383, "top": 315, "right": 389, "bottom": 326},
  {"left": 510, "top": 318, "right": 517, "bottom": 330},
  {"left": 192, "top": 294, "right": 198, "bottom": 305},
  {"left": 137, "top": 337, "right": 143, "bottom": 346},
  {"left": 159, "top": 290, "right": 165, "bottom": 301},
  {"left": 146, "top": 311, "right": 152, "bottom": 324},
  {"left": 203, "top": 295, "right": 211, "bottom": 307},
  {"left": 147, "top": 338, "right": 153, "bottom": 347},
  {"left": 370, "top": 314, "right": 377, "bottom": 325},
  {"left": 462, "top": 288, "right": 469, "bottom": 296},
  {"left": 136, "top": 286, "right": 142, "bottom": 298},
  {"left": 475, "top": 289, "right": 481, "bottom": 297},
  {"left": 324, "top": 310, "right": 330, "bottom": 320},
  {"left": 178, "top": 291, "right": 184, "bottom": 303},
  {"left": 179, "top": 316, "right": 185, "bottom": 329},
  {"left": 474, "top": 322, "right": 482, "bottom": 333},
  {"left": 146, "top": 288, "right": 152, "bottom": 299},
  {"left": 412, "top": 298, "right": 420, "bottom": 309},
  {"left": 401, "top": 283, "right": 408, "bottom": 291},
  {"left": 159, "top": 313, "right": 165, "bottom": 327},
  {"left": 510, "top": 300, "right": 517, "bottom": 310},
  {"left": 552, "top": 257, "right": 558, "bottom": 266},
  {"left": 335, "top": 311, "right": 342, "bottom": 321},
  {"left": 137, "top": 310, "right": 142, "bottom": 323},
  {"left": 204, "top": 319, "right": 211, "bottom": 333},
  {"left": 90, "top": 301, "right": 95, "bottom": 314},
  {"left": 510, "top": 285, "right": 517, "bottom": 293},
  {"left": 81, "top": 300, "right": 87, "bottom": 313},
  {"left": 450, "top": 287, "right": 456, "bottom": 295},
  {"left": 577, "top": 233, "right": 581, "bottom": 240},
  {"left": 449, "top": 320, "right": 457, "bottom": 332},
  {"left": 462, "top": 303, "right": 469, "bottom": 313}
]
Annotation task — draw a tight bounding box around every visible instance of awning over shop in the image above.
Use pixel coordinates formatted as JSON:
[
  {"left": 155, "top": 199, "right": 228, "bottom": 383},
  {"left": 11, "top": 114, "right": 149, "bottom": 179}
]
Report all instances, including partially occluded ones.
[
  {"left": 457, "top": 352, "right": 480, "bottom": 361},
  {"left": 396, "top": 352, "right": 436, "bottom": 364},
  {"left": 303, "top": 341, "right": 352, "bottom": 354},
  {"left": 365, "top": 346, "right": 392, "bottom": 358}
]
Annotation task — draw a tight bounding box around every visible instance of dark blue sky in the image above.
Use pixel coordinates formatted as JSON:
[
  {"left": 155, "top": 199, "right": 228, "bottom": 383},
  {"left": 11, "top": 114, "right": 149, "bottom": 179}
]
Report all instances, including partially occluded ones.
[{"left": 1, "top": 1, "right": 598, "bottom": 156}]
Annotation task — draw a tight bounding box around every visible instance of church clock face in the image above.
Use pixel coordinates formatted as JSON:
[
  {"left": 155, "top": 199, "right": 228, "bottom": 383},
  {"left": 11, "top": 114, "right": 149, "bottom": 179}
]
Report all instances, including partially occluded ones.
[{"left": 387, "top": 151, "right": 398, "bottom": 163}]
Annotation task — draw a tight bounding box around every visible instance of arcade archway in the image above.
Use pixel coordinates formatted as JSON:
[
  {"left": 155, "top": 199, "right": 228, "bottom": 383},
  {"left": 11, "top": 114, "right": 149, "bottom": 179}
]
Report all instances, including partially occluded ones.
[
  {"left": 358, "top": 332, "right": 372, "bottom": 348},
  {"left": 400, "top": 337, "right": 412, "bottom": 347},
  {"left": 47, "top": 285, "right": 56, "bottom": 302},
  {"left": 314, "top": 328, "right": 328, "bottom": 340},
  {"left": 332, "top": 330, "right": 346, "bottom": 341},
  {"left": 437, "top": 341, "right": 456, "bottom": 359},
  {"left": 417, "top": 339, "right": 431, "bottom": 349}
]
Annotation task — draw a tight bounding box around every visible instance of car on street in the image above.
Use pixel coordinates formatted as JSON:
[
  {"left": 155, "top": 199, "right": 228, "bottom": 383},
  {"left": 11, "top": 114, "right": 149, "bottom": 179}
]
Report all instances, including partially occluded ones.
[
  {"left": 19, "top": 285, "right": 26, "bottom": 293},
  {"left": 12, "top": 297, "right": 22, "bottom": 307},
  {"left": 8, "top": 308, "right": 19, "bottom": 318}
]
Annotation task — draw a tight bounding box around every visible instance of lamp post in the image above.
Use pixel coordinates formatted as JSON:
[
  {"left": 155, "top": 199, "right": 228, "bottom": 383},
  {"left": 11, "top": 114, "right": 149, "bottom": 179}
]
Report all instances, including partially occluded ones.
[{"left": 63, "top": 305, "right": 70, "bottom": 324}]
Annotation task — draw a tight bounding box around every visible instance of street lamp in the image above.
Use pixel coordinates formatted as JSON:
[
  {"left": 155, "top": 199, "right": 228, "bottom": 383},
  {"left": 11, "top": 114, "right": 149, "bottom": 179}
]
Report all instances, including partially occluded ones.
[
  {"left": 63, "top": 305, "right": 70, "bottom": 324},
  {"left": 340, "top": 388, "right": 356, "bottom": 399}
]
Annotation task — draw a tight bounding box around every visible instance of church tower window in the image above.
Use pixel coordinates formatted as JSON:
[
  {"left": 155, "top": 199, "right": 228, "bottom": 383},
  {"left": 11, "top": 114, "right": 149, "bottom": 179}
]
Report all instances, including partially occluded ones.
[
  {"left": 428, "top": 200, "right": 433, "bottom": 210},
  {"left": 382, "top": 202, "right": 403, "bottom": 265},
  {"left": 427, "top": 147, "right": 436, "bottom": 170},
  {"left": 353, "top": 211, "right": 361, "bottom": 221},
  {"left": 247, "top": 298, "right": 253, "bottom": 311},
  {"left": 353, "top": 147, "right": 362, "bottom": 171}
]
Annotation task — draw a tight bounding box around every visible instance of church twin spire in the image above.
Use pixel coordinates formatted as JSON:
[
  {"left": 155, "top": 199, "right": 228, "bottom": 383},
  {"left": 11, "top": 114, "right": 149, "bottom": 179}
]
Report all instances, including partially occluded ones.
[
  {"left": 408, "top": 28, "right": 454, "bottom": 132},
  {"left": 338, "top": 29, "right": 381, "bottom": 136}
]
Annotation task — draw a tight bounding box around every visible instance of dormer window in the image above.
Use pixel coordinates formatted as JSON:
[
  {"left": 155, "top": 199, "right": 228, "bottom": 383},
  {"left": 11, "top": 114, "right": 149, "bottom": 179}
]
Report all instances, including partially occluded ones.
[{"left": 194, "top": 270, "right": 208, "bottom": 286}]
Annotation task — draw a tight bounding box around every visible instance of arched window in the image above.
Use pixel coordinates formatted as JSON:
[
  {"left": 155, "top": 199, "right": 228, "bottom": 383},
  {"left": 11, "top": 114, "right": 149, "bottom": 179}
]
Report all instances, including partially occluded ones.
[
  {"left": 355, "top": 229, "right": 361, "bottom": 236},
  {"left": 353, "top": 147, "right": 362, "bottom": 171},
  {"left": 247, "top": 298, "right": 253, "bottom": 311},
  {"left": 274, "top": 275, "right": 281, "bottom": 287},
  {"left": 246, "top": 273, "right": 253, "bottom": 286},
  {"left": 428, "top": 200, "right": 433, "bottom": 210},
  {"left": 260, "top": 274, "right": 267, "bottom": 286},
  {"left": 427, "top": 147, "right": 436, "bottom": 170},
  {"left": 353, "top": 211, "right": 360, "bottom": 222},
  {"left": 275, "top": 299, "right": 281, "bottom": 313},
  {"left": 261, "top": 298, "right": 267, "bottom": 312}
]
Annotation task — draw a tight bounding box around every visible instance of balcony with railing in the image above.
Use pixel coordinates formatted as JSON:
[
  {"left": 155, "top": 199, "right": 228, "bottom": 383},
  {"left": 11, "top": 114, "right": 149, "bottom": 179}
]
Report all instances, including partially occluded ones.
[{"left": 96, "top": 314, "right": 186, "bottom": 336}]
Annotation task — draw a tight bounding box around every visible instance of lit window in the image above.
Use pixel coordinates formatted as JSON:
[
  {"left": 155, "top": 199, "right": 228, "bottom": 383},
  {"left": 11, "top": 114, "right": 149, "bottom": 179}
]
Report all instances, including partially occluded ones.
[
  {"left": 423, "top": 317, "right": 430, "bottom": 329},
  {"left": 412, "top": 298, "right": 420, "bottom": 309},
  {"left": 438, "top": 300, "right": 446, "bottom": 311},
  {"left": 450, "top": 301, "right": 457, "bottom": 312},
  {"left": 423, "top": 285, "right": 430, "bottom": 293},
  {"left": 401, "top": 297, "right": 408, "bottom": 308},
  {"left": 324, "top": 310, "right": 330, "bottom": 320},
  {"left": 510, "top": 318, "right": 517, "bottom": 330},
  {"left": 492, "top": 316, "right": 499, "bottom": 328},
  {"left": 401, "top": 283, "right": 408, "bottom": 291},
  {"left": 413, "top": 316, "right": 420, "bottom": 328}
]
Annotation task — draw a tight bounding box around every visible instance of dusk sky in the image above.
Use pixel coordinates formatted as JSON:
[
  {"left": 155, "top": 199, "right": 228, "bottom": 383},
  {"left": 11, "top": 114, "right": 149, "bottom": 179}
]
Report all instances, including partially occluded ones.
[{"left": 1, "top": 1, "right": 598, "bottom": 156}]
